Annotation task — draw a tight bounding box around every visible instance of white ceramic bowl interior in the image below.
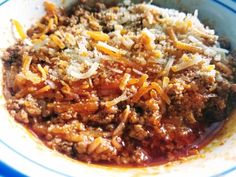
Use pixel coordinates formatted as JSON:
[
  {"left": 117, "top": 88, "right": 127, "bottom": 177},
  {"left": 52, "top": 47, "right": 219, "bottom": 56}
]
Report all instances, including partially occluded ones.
[{"left": 0, "top": 0, "right": 236, "bottom": 177}]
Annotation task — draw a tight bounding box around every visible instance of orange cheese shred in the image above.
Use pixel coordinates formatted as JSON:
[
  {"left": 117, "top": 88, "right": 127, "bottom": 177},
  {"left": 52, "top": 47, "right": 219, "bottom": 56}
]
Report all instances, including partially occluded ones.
[
  {"left": 44, "top": 1, "right": 58, "bottom": 15},
  {"left": 167, "top": 27, "right": 203, "bottom": 54},
  {"left": 22, "top": 54, "right": 32, "bottom": 73},
  {"left": 34, "top": 85, "right": 51, "bottom": 95},
  {"left": 175, "top": 41, "right": 203, "bottom": 54},
  {"left": 167, "top": 28, "right": 178, "bottom": 43},
  {"left": 137, "top": 74, "right": 149, "bottom": 87},
  {"left": 127, "top": 78, "right": 139, "bottom": 86},
  {"left": 132, "top": 82, "right": 150, "bottom": 102},
  {"left": 37, "top": 64, "right": 47, "bottom": 80},
  {"left": 50, "top": 34, "right": 65, "bottom": 49},
  {"left": 87, "top": 31, "right": 110, "bottom": 41},
  {"left": 151, "top": 82, "right": 170, "bottom": 104},
  {"left": 96, "top": 42, "right": 122, "bottom": 58}
]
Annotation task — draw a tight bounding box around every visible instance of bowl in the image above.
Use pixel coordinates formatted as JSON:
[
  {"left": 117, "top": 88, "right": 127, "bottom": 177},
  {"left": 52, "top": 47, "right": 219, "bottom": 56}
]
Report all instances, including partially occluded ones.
[{"left": 0, "top": 0, "right": 236, "bottom": 176}]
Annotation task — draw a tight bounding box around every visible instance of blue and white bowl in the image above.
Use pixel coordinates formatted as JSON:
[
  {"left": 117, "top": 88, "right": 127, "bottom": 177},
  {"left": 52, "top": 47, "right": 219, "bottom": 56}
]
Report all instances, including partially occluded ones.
[{"left": 0, "top": 0, "right": 235, "bottom": 176}]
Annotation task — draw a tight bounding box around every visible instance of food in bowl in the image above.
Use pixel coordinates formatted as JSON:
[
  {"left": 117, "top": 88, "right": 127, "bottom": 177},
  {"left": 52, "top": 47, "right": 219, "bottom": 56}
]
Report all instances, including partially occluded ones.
[{"left": 2, "top": 1, "right": 236, "bottom": 166}]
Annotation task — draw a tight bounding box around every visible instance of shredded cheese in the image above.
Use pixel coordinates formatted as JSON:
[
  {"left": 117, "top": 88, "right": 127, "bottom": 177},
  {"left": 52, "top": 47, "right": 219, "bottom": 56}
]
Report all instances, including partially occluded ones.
[
  {"left": 37, "top": 64, "right": 47, "bottom": 80},
  {"left": 34, "top": 85, "right": 51, "bottom": 95},
  {"left": 175, "top": 41, "right": 203, "bottom": 54},
  {"left": 193, "top": 28, "right": 216, "bottom": 41},
  {"left": 127, "top": 78, "right": 139, "bottom": 86},
  {"left": 22, "top": 55, "right": 32, "bottom": 73},
  {"left": 12, "top": 19, "right": 27, "bottom": 40},
  {"left": 113, "top": 105, "right": 130, "bottom": 136},
  {"left": 44, "top": 1, "right": 58, "bottom": 15},
  {"left": 44, "top": 18, "right": 54, "bottom": 34},
  {"left": 162, "top": 57, "right": 174, "bottom": 76},
  {"left": 167, "top": 28, "right": 178, "bottom": 42},
  {"left": 202, "top": 64, "right": 215, "bottom": 72},
  {"left": 25, "top": 72, "right": 41, "bottom": 84},
  {"left": 132, "top": 82, "right": 149, "bottom": 102},
  {"left": 132, "top": 68, "right": 144, "bottom": 75},
  {"left": 141, "top": 28, "right": 155, "bottom": 50},
  {"left": 151, "top": 82, "right": 170, "bottom": 104},
  {"left": 68, "top": 62, "right": 99, "bottom": 80},
  {"left": 54, "top": 14, "right": 58, "bottom": 25},
  {"left": 87, "top": 31, "right": 110, "bottom": 41},
  {"left": 96, "top": 41, "right": 122, "bottom": 58},
  {"left": 137, "top": 74, "right": 149, "bottom": 87},
  {"left": 119, "top": 73, "right": 131, "bottom": 90},
  {"left": 33, "top": 18, "right": 54, "bottom": 39},
  {"left": 50, "top": 34, "right": 65, "bottom": 49},
  {"left": 167, "top": 28, "right": 203, "bottom": 54},
  {"left": 171, "top": 54, "right": 202, "bottom": 72},
  {"left": 105, "top": 91, "right": 128, "bottom": 108},
  {"left": 162, "top": 76, "right": 170, "bottom": 89}
]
